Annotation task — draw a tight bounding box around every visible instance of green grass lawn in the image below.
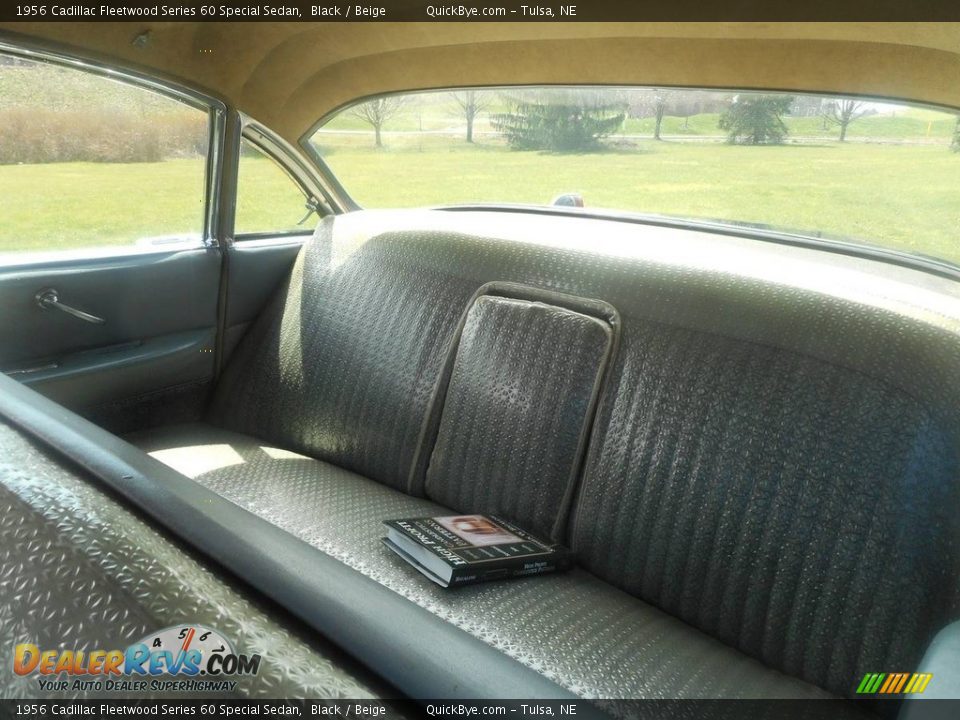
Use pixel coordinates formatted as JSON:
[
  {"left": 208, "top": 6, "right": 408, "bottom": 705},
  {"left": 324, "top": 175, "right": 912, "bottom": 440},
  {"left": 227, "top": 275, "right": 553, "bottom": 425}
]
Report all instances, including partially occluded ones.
[
  {"left": 6, "top": 62, "right": 955, "bottom": 263},
  {"left": 319, "top": 137, "right": 960, "bottom": 264},
  {"left": 0, "top": 156, "right": 308, "bottom": 251},
  {"left": 2, "top": 140, "right": 958, "bottom": 266}
]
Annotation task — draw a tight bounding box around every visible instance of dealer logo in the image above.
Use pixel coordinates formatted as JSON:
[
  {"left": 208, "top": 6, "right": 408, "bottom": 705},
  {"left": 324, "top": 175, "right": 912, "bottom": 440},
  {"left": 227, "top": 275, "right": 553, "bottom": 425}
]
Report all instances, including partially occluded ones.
[
  {"left": 13, "top": 624, "right": 261, "bottom": 693},
  {"left": 856, "top": 672, "right": 933, "bottom": 695}
]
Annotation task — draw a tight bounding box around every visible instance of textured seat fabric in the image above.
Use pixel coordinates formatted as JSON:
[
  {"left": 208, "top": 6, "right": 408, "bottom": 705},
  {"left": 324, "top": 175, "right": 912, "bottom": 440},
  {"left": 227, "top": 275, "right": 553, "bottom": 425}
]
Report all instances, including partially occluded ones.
[
  {"left": 0, "top": 423, "right": 391, "bottom": 701},
  {"left": 208, "top": 223, "right": 475, "bottom": 492},
  {"left": 156, "top": 210, "right": 960, "bottom": 699},
  {"left": 425, "top": 295, "right": 613, "bottom": 540},
  {"left": 129, "top": 423, "right": 838, "bottom": 702},
  {"left": 571, "top": 320, "right": 960, "bottom": 695}
]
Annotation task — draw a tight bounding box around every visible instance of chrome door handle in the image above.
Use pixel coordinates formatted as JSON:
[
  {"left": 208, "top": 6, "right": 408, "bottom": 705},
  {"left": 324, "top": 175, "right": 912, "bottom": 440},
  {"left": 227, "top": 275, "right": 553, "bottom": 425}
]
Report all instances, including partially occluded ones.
[{"left": 35, "top": 288, "right": 106, "bottom": 325}]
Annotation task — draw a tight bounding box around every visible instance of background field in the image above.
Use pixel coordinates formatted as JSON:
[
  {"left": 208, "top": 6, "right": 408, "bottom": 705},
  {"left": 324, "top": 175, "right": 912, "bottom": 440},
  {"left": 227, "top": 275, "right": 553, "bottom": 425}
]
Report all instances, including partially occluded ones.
[
  {"left": 321, "top": 97, "right": 958, "bottom": 142},
  {"left": 0, "top": 156, "right": 309, "bottom": 251},
  {"left": 4, "top": 141, "right": 958, "bottom": 264},
  {"left": 318, "top": 139, "right": 960, "bottom": 263},
  {"left": 1, "top": 62, "right": 958, "bottom": 265}
]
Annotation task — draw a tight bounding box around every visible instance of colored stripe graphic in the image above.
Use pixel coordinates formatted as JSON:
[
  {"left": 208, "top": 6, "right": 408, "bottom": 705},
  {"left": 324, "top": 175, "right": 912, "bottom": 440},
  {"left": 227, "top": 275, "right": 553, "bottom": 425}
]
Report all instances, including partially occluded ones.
[
  {"left": 857, "top": 672, "right": 933, "bottom": 694},
  {"left": 904, "top": 674, "right": 919, "bottom": 693},
  {"left": 181, "top": 627, "right": 196, "bottom": 652},
  {"left": 879, "top": 674, "right": 896, "bottom": 694},
  {"left": 915, "top": 674, "right": 933, "bottom": 693},
  {"left": 892, "top": 674, "right": 909, "bottom": 694}
]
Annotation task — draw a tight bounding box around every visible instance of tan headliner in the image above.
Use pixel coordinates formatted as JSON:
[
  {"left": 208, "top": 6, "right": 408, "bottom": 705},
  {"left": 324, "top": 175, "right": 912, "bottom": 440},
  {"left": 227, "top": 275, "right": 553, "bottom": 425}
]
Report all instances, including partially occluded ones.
[{"left": 1, "top": 22, "right": 958, "bottom": 146}]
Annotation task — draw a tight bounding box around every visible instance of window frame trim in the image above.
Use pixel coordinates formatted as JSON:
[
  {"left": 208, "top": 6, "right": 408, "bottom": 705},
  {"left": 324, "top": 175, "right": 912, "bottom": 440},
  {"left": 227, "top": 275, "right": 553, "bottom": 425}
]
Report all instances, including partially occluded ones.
[{"left": 233, "top": 120, "right": 333, "bottom": 240}]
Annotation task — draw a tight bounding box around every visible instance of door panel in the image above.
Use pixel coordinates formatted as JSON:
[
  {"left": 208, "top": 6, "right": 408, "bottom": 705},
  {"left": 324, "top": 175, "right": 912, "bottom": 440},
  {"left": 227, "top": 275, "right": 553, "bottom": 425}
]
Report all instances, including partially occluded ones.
[
  {"left": 11, "top": 329, "right": 215, "bottom": 407},
  {"left": 0, "top": 248, "right": 221, "bottom": 422},
  {"left": 0, "top": 46, "right": 317, "bottom": 431}
]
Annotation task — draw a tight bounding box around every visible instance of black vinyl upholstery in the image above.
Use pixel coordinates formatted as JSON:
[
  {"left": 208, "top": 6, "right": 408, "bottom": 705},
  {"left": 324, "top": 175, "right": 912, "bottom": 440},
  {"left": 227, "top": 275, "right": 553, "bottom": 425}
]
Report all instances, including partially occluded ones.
[
  {"left": 0, "top": 367, "right": 573, "bottom": 704},
  {"left": 0, "top": 422, "right": 392, "bottom": 700},
  {"left": 148, "top": 209, "right": 960, "bottom": 699},
  {"left": 129, "top": 422, "right": 839, "bottom": 701},
  {"left": 208, "top": 225, "right": 474, "bottom": 492},
  {"left": 572, "top": 321, "right": 960, "bottom": 695},
  {"left": 425, "top": 294, "right": 614, "bottom": 539}
]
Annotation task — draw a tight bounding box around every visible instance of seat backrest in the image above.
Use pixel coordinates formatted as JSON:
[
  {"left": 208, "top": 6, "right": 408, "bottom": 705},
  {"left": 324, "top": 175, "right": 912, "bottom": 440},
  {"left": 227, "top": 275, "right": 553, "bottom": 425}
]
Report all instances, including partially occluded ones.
[
  {"left": 421, "top": 290, "right": 617, "bottom": 540},
  {"left": 571, "top": 319, "right": 959, "bottom": 695},
  {"left": 210, "top": 209, "right": 960, "bottom": 696},
  {"left": 210, "top": 217, "right": 485, "bottom": 490}
]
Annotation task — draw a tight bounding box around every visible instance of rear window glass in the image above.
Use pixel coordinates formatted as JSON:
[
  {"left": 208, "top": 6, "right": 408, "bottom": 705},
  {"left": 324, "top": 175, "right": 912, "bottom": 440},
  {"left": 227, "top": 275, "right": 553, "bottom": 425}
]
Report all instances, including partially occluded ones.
[{"left": 309, "top": 87, "right": 960, "bottom": 267}]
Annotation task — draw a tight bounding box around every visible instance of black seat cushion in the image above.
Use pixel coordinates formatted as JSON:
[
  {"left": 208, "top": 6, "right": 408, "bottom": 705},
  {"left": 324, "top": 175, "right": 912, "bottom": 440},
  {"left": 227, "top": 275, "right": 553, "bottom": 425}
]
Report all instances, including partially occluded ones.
[
  {"left": 424, "top": 294, "right": 614, "bottom": 540},
  {"left": 129, "top": 422, "right": 845, "bottom": 702}
]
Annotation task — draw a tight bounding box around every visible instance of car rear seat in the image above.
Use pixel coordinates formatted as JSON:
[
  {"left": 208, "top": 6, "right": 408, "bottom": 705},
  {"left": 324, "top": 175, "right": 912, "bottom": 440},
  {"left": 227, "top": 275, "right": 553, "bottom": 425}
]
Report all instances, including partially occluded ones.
[
  {"left": 128, "top": 209, "right": 960, "bottom": 701},
  {"left": 0, "top": 421, "right": 394, "bottom": 700}
]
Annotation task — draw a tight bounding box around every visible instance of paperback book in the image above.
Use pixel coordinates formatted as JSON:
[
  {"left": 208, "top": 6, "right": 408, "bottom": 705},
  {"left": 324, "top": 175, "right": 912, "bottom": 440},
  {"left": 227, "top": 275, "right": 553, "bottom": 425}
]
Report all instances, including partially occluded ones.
[{"left": 382, "top": 514, "right": 572, "bottom": 588}]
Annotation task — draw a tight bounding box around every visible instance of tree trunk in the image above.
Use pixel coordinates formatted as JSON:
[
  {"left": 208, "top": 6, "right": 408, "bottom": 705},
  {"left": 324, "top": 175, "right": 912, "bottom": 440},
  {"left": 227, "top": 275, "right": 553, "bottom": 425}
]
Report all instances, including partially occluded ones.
[
  {"left": 466, "top": 115, "right": 474, "bottom": 143},
  {"left": 374, "top": 124, "right": 383, "bottom": 148},
  {"left": 839, "top": 122, "right": 848, "bottom": 142},
  {"left": 654, "top": 105, "right": 665, "bottom": 140}
]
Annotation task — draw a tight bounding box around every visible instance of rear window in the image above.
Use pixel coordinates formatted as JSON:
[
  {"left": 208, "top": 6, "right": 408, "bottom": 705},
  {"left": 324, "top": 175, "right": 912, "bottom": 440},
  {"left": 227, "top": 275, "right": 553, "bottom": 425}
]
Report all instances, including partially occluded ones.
[{"left": 309, "top": 87, "right": 960, "bottom": 267}]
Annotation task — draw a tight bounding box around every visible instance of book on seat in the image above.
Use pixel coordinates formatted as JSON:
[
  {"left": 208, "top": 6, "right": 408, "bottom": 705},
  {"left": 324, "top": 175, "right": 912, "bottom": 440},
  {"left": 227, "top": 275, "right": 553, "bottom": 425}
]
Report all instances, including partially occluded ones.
[{"left": 382, "top": 514, "right": 572, "bottom": 588}]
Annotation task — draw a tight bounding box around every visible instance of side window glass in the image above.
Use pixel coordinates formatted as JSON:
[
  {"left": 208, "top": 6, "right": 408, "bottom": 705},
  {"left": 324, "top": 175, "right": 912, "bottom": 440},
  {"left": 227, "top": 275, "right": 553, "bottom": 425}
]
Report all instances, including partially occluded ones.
[
  {"left": 0, "top": 54, "right": 209, "bottom": 258},
  {"left": 235, "top": 138, "right": 311, "bottom": 236}
]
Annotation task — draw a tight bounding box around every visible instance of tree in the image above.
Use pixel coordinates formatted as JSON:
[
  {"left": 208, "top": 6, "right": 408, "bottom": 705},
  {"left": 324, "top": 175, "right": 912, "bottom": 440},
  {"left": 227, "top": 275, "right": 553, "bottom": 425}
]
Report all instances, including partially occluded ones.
[
  {"left": 952, "top": 117, "right": 960, "bottom": 153},
  {"left": 790, "top": 95, "right": 825, "bottom": 117},
  {"left": 451, "top": 90, "right": 491, "bottom": 143},
  {"left": 492, "top": 89, "right": 625, "bottom": 152},
  {"left": 822, "top": 99, "right": 871, "bottom": 142},
  {"left": 652, "top": 91, "right": 669, "bottom": 140},
  {"left": 718, "top": 94, "right": 794, "bottom": 145},
  {"left": 348, "top": 96, "right": 407, "bottom": 148}
]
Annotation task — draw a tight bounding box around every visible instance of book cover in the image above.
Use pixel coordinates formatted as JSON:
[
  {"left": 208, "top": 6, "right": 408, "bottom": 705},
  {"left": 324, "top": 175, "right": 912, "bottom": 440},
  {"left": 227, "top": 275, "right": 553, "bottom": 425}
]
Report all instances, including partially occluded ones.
[{"left": 382, "top": 514, "right": 572, "bottom": 587}]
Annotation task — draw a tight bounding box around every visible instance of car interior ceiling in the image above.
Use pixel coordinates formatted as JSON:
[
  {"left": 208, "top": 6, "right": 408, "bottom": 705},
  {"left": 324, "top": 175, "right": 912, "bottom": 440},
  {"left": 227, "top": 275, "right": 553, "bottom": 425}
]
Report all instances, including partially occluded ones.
[
  {"left": 2, "top": 23, "right": 960, "bottom": 146},
  {"left": 1, "top": 22, "right": 960, "bottom": 717}
]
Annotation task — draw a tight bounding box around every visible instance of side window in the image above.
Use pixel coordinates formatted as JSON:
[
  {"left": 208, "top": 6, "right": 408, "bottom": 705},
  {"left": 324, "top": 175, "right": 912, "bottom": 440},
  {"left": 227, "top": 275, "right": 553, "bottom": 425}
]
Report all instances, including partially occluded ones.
[
  {"left": 0, "top": 54, "right": 209, "bottom": 257},
  {"left": 235, "top": 138, "right": 311, "bottom": 236}
]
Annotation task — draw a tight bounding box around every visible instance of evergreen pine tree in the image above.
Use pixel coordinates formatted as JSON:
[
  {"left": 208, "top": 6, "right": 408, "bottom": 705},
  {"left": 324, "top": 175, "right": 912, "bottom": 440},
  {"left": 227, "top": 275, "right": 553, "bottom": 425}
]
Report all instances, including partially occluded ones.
[
  {"left": 718, "top": 95, "right": 795, "bottom": 145},
  {"left": 492, "top": 90, "right": 625, "bottom": 152}
]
